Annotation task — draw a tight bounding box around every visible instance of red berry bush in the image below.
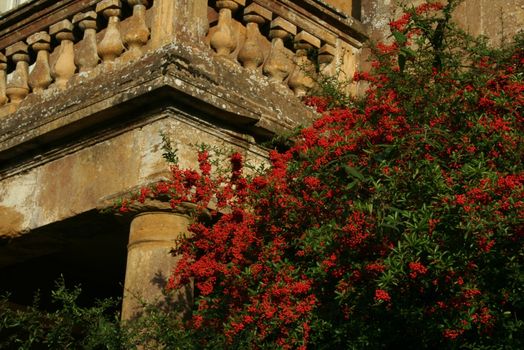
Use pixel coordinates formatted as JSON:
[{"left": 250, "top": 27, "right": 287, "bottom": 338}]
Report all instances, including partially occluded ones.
[{"left": 122, "top": 1, "right": 524, "bottom": 348}]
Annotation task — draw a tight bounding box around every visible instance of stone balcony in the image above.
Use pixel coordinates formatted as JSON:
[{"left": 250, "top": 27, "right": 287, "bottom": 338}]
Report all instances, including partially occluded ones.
[{"left": 0, "top": 0, "right": 367, "bottom": 308}]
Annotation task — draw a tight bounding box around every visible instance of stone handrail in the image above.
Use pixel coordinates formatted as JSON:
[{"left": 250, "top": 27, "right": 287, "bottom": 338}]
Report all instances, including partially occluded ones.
[{"left": 206, "top": 0, "right": 367, "bottom": 97}]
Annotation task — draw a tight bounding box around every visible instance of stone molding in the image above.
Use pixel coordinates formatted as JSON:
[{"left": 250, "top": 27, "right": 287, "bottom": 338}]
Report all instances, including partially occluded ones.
[{"left": 102, "top": 197, "right": 209, "bottom": 221}]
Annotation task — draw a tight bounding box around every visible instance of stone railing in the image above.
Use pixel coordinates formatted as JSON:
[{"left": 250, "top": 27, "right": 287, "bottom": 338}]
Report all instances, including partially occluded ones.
[
  {"left": 205, "top": 0, "right": 367, "bottom": 97},
  {"left": 0, "top": 0, "right": 154, "bottom": 115},
  {"left": 0, "top": 0, "right": 366, "bottom": 118}
]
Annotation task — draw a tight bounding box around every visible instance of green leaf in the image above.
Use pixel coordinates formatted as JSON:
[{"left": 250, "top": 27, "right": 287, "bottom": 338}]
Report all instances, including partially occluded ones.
[
  {"left": 393, "top": 31, "right": 408, "bottom": 45},
  {"left": 399, "top": 53, "right": 406, "bottom": 72},
  {"left": 343, "top": 165, "right": 365, "bottom": 181},
  {"left": 400, "top": 47, "right": 416, "bottom": 59}
]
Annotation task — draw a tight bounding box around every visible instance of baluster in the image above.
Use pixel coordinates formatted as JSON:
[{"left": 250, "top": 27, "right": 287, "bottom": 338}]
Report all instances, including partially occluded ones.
[
  {"left": 6, "top": 42, "right": 30, "bottom": 105},
  {"left": 210, "top": 0, "right": 245, "bottom": 57},
  {"left": 50, "top": 20, "right": 76, "bottom": 89},
  {"left": 27, "top": 31, "right": 53, "bottom": 93},
  {"left": 73, "top": 11, "right": 100, "bottom": 72},
  {"left": 238, "top": 3, "right": 271, "bottom": 70},
  {"left": 97, "top": 0, "right": 125, "bottom": 62},
  {"left": 263, "top": 17, "right": 296, "bottom": 83},
  {"left": 288, "top": 31, "right": 320, "bottom": 97},
  {"left": 123, "top": 0, "right": 150, "bottom": 60},
  {"left": 0, "top": 53, "right": 7, "bottom": 106},
  {"left": 318, "top": 44, "right": 336, "bottom": 75}
]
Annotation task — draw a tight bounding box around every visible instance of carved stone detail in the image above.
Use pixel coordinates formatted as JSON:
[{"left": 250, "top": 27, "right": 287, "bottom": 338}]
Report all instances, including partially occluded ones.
[
  {"left": 288, "top": 31, "right": 320, "bottom": 97},
  {"left": 123, "top": 0, "right": 150, "bottom": 60},
  {"left": 50, "top": 20, "right": 76, "bottom": 89},
  {"left": 0, "top": 53, "right": 7, "bottom": 106},
  {"left": 96, "top": 0, "right": 125, "bottom": 62},
  {"left": 210, "top": 0, "right": 245, "bottom": 57},
  {"left": 263, "top": 17, "right": 296, "bottom": 83},
  {"left": 73, "top": 11, "right": 100, "bottom": 72},
  {"left": 238, "top": 3, "right": 271, "bottom": 71},
  {"left": 27, "top": 31, "right": 53, "bottom": 93},
  {"left": 6, "top": 42, "right": 30, "bottom": 105}
]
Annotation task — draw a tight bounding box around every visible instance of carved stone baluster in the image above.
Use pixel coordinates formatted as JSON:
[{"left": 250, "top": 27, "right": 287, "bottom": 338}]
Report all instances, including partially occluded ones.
[
  {"left": 318, "top": 44, "right": 336, "bottom": 75},
  {"left": 27, "top": 32, "right": 53, "bottom": 93},
  {"left": 73, "top": 11, "right": 100, "bottom": 72},
  {"left": 238, "top": 3, "right": 271, "bottom": 70},
  {"left": 50, "top": 20, "right": 76, "bottom": 90},
  {"left": 0, "top": 53, "right": 7, "bottom": 106},
  {"left": 263, "top": 17, "right": 296, "bottom": 83},
  {"left": 288, "top": 31, "right": 321, "bottom": 97},
  {"left": 96, "top": 0, "right": 125, "bottom": 62},
  {"left": 6, "top": 42, "right": 30, "bottom": 105},
  {"left": 210, "top": 0, "right": 245, "bottom": 57},
  {"left": 123, "top": 0, "right": 150, "bottom": 60}
]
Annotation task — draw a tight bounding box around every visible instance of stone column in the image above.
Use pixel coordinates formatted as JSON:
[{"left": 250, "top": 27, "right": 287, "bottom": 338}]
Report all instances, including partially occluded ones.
[
  {"left": 149, "top": 0, "right": 208, "bottom": 48},
  {"left": 121, "top": 203, "right": 195, "bottom": 321}
]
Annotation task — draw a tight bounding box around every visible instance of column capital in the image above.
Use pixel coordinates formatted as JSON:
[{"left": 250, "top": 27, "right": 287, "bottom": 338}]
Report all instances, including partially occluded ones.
[
  {"left": 98, "top": 184, "right": 210, "bottom": 219},
  {"left": 119, "top": 198, "right": 212, "bottom": 223},
  {"left": 125, "top": 198, "right": 196, "bottom": 216}
]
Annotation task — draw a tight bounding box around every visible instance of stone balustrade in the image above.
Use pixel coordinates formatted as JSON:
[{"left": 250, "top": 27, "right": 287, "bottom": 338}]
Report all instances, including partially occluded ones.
[
  {"left": 206, "top": 0, "right": 366, "bottom": 97},
  {"left": 0, "top": 0, "right": 366, "bottom": 116},
  {"left": 0, "top": 0, "right": 154, "bottom": 114}
]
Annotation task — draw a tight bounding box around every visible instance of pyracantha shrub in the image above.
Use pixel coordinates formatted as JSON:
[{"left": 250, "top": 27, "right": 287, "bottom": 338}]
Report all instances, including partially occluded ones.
[{"left": 121, "top": 1, "right": 524, "bottom": 348}]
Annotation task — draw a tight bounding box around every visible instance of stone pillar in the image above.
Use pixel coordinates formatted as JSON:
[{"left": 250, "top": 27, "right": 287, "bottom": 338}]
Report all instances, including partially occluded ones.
[
  {"left": 150, "top": 0, "right": 208, "bottom": 48},
  {"left": 122, "top": 205, "right": 194, "bottom": 320}
]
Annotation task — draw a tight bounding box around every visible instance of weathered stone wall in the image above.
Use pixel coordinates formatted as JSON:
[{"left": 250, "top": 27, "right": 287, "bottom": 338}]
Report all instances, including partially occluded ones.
[
  {"left": 357, "top": 0, "right": 523, "bottom": 86},
  {"left": 362, "top": 0, "right": 524, "bottom": 44},
  {"left": 454, "top": 0, "right": 524, "bottom": 45},
  {"left": 0, "top": 109, "right": 267, "bottom": 237}
]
